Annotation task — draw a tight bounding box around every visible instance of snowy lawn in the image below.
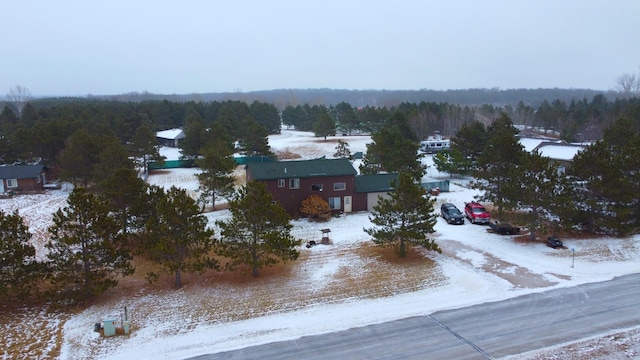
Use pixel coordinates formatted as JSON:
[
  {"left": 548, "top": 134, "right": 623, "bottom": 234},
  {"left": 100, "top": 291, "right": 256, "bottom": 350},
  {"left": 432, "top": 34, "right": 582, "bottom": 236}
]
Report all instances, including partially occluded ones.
[{"left": 1, "top": 129, "right": 639, "bottom": 360}]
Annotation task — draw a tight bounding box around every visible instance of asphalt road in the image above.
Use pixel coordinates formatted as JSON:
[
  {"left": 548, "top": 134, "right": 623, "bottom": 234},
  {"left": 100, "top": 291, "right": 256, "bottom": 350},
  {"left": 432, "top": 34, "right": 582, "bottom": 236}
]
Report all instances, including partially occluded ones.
[{"left": 188, "top": 273, "right": 640, "bottom": 359}]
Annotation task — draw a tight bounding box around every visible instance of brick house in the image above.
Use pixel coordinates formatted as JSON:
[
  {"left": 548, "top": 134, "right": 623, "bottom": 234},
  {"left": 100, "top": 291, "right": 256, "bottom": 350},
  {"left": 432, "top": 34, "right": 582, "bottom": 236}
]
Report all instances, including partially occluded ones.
[
  {"left": 246, "top": 158, "right": 358, "bottom": 216},
  {"left": 0, "top": 165, "right": 47, "bottom": 193}
]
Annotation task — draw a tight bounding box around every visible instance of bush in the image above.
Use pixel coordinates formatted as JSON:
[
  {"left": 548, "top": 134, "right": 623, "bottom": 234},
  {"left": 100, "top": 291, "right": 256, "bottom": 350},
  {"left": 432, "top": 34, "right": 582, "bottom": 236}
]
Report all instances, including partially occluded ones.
[{"left": 300, "top": 195, "right": 331, "bottom": 221}]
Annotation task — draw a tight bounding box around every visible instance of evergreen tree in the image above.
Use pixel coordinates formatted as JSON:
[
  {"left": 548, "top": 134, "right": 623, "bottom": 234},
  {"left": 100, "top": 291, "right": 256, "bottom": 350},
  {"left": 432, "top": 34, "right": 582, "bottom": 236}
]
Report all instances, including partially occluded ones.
[
  {"left": 361, "top": 123, "right": 424, "bottom": 180},
  {"left": 313, "top": 111, "right": 336, "bottom": 140},
  {"left": 569, "top": 118, "right": 640, "bottom": 235},
  {"left": 239, "top": 119, "right": 273, "bottom": 156},
  {"left": 250, "top": 101, "right": 281, "bottom": 134},
  {"left": 144, "top": 186, "right": 218, "bottom": 288},
  {"left": 100, "top": 167, "right": 149, "bottom": 238},
  {"left": 0, "top": 210, "right": 39, "bottom": 299},
  {"left": 515, "top": 152, "right": 564, "bottom": 240},
  {"left": 333, "top": 102, "right": 359, "bottom": 135},
  {"left": 432, "top": 148, "right": 471, "bottom": 177},
  {"left": 450, "top": 120, "right": 487, "bottom": 171},
  {"left": 196, "top": 128, "right": 237, "bottom": 210},
  {"left": 474, "top": 113, "right": 526, "bottom": 216},
  {"left": 365, "top": 172, "right": 440, "bottom": 258},
  {"left": 180, "top": 110, "right": 209, "bottom": 159},
  {"left": 93, "top": 139, "right": 135, "bottom": 188},
  {"left": 58, "top": 127, "right": 102, "bottom": 186},
  {"left": 130, "top": 123, "right": 164, "bottom": 177},
  {"left": 216, "top": 182, "right": 300, "bottom": 277},
  {"left": 46, "top": 187, "right": 134, "bottom": 303},
  {"left": 333, "top": 139, "right": 351, "bottom": 159}
]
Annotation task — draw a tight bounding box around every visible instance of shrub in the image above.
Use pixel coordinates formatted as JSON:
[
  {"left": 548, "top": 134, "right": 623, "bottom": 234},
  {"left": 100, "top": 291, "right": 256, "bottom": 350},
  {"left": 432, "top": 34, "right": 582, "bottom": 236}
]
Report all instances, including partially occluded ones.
[{"left": 300, "top": 194, "right": 331, "bottom": 221}]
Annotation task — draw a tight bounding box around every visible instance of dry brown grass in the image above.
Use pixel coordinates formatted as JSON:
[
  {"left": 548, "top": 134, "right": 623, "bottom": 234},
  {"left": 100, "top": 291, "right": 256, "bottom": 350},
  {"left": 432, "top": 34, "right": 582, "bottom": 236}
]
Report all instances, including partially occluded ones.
[
  {"left": 0, "top": 239, "right": 448, "bottom": 359},
  {"left": 276, "top": 149, "right": 302, "bottom": 160}
]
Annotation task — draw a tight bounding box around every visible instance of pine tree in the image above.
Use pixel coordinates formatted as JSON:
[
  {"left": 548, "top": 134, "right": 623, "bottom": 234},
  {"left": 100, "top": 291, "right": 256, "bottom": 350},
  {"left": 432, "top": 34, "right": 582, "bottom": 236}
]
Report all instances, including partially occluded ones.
[
  {"left": 0, "top": 210, "right": 39, "bottom": 299},
  {"left": 333, "top": 139, "right": 351, "bottom": 159},
  {"left": 216, "top": 182, "right": 301, "bottom": 277},
  {"left": 100, "top": 167, "right": 148, "bottom": 237},
  {"left": 130, "top": 123, "right": 164, "bottom": 177},
  {"left": 475, "top": 113, "right": 526, "bottom": 216},
  {"left": 361, "top": 121, "right": 424, "bottom": 180},
  {"left": 365, "top": 172, "right": 440, "bottom": 258},
  {"left": 46, "top": 187, "right": 134, "bottom": 303},
  {"left": 432, "top": 148, "right": 472, "bottom": 177},
  {"left": 569, "top": 118, "right": 640, "bottom": 235},
  {"left": 313, "top": 111, "right": 336, "bottom": 140},
  {"left": 143, "top": 186, "right": 218, "bottom": 288},
  {"left": 515, "top": 152, "right": 564, "bottom": 240},
  {"left": 196, "top": 129, "right": 237, "bottom": 210}
]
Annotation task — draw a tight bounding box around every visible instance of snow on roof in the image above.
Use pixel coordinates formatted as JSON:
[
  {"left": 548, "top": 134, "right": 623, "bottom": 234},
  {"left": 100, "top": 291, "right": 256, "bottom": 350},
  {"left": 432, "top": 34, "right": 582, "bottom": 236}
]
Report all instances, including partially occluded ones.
[
  {"left": 156, "top": 128, "right": 185, "bottom": 140},
  {"left": 518, "top": 138, "right": 546, "bottom": 152},
  {"left": 536, "top": 144, "right": 585, "bottom": 161}
]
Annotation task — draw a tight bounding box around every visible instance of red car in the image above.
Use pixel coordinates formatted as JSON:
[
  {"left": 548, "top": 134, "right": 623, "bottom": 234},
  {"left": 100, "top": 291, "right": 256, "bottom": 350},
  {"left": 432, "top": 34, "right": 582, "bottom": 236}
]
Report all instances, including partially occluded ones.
[{"left": 464, "top": 202, "right": 491, "bottom": 224}]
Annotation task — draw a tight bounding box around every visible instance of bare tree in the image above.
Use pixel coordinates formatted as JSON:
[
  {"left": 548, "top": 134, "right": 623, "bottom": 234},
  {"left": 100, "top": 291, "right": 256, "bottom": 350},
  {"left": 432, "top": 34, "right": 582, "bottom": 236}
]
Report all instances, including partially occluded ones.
[
  {"left": 6, "top": 85, "right": 32, "bottom": 118},
  {"left": 615, "top": 72, "right": 640, "bottom": 98}
]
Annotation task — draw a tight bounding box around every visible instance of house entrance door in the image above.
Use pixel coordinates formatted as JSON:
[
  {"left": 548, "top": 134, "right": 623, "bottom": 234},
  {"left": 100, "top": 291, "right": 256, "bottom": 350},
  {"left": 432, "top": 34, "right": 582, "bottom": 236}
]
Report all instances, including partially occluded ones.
[
  {"left": 343, "top": 196, "right": 352, "bottom": 213},
  {"left": 0, "top": 180, "right": 4, "bottom": 193}
]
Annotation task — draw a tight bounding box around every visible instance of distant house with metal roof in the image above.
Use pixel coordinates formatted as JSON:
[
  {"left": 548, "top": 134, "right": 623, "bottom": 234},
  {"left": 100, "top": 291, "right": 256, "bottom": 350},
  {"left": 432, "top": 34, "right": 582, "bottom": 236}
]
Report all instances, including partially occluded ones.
[
  {"left": 518, "top": 136, "right": 586, "bottom": 172},
  {"left": 156, "top": 128, "right": 185, "bottom": 147},
  {"left": 0, "top": 165, "right": 47, "bottom": 194}
]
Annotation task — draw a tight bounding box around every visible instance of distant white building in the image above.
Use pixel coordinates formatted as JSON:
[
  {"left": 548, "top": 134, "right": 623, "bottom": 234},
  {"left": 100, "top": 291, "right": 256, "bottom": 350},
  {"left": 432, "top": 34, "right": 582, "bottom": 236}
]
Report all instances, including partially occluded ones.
[
  {"left": 156, "top": 128, "right": 185, "bottom": 148},
  {"left": 518, "top": 137, "right": 586, "bottom": 173},
  {"left": 420, "top": 135, "right": 450, "bottom": 153}
]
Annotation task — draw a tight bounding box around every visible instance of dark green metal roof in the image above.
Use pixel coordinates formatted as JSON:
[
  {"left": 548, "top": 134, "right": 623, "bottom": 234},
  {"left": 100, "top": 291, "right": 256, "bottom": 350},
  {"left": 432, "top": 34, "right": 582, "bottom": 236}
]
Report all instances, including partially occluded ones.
[
  {"left": 354, "top": 173, "right": 399, "bottom": 193},
  {"left": 248, "top": 158, "right": 357, "bottom": 180},
  {"left": 0, "top": 165, "right": 44, "bottom": 179}
]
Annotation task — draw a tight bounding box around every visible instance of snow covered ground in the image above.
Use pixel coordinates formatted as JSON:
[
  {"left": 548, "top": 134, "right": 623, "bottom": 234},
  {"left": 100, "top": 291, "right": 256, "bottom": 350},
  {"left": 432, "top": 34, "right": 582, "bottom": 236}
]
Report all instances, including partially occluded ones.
[{"left": 3, "top": 129, "right": 640, "bottom": 359}]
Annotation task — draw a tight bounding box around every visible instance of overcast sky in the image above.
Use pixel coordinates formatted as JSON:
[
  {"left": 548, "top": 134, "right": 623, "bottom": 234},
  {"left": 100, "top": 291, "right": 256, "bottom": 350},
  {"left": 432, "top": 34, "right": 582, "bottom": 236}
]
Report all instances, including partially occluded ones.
[{"left": 1, "top": 0, "right": 639, "bottom": 97}]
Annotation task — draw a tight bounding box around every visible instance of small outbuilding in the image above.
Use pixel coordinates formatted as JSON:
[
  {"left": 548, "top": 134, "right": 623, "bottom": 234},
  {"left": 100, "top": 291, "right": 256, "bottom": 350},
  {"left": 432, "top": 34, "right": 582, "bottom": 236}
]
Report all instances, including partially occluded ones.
[
  {"left": 156, "top": 128, "right": 185, "bottom": 148},
  {"left": 0, "top": 165, "right": 47, "bottom": 194}
]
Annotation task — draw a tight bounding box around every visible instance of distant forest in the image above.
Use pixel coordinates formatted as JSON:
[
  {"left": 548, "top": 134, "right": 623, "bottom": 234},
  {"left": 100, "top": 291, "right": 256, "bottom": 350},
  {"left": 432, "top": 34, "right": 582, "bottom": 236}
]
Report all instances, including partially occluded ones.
[
  {"left": 1, "top": 88, "right": 639, "bottom": 168},
  {"left": 64, "top": 87, "right": 618, "bottom": 108}
]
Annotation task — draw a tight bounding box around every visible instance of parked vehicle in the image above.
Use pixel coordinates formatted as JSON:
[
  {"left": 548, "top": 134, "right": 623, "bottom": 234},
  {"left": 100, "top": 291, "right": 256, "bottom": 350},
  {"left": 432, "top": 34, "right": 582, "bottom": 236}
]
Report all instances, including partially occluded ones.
[
  {"left": 489, "top": 220, "right": 520, "bottom": 235},
  {"left": 546, "top": 236, "right": 563, "bottom": 249},
  {"left": 464, "top": 202, "right": 491, "bottom": 224},
  {"left": 441, "top": 203, "right": 465, "bottom": 225}
]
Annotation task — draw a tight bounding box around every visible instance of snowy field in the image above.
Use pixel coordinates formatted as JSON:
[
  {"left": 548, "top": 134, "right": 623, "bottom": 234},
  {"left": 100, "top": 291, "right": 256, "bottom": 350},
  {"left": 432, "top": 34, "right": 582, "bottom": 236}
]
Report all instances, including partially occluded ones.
[{"left": 2, "top": 129, "right": 640, "bottom": 359}]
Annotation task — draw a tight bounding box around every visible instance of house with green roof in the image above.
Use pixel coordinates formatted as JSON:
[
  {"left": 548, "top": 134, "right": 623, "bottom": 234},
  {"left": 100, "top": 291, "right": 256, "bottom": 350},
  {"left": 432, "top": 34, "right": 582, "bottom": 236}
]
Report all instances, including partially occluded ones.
[
  {"left": 246, "top": 158, "right": 358, "bottom": 216},
  {"left": 246, "top": 158, "right": 446, "bottom": 216}
]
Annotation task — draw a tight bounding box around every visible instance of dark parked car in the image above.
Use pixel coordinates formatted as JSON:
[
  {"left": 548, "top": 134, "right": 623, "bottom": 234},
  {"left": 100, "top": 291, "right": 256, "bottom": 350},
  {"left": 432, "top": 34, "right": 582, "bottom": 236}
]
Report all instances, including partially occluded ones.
[
  {"left": 441, "top": 203, "right": 464, "bottom": 225},
  {"left": 489, "top": 220, "right": 520, "bottom": 235},
  {"left": 547, "top": 236, "right": 563, "bottom": 249},
  {"left": 464, "top": 202, "right": 491, "bottom": 224}
]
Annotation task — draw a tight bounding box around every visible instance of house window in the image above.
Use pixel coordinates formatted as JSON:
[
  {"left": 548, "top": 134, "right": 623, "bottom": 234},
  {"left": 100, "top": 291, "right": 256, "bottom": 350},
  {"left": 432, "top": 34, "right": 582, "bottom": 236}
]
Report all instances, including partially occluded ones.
[
  {"left": 328, "top": 197, "right": 341, "bottom": 210},
  {"left": 278, "top": 179, "right": 285, "bottom": 187},
  {"left": 311, "top": 183, "right": 323, "bottom": 192},
  {"left": 289, "top": 178, "right": 300, "bottom": 189},
  {"left": 333, "top": 182, "right": 346, "bottom": 191},
  {"left": 6, "top": 179, "right": 18, "bottom": 188}
]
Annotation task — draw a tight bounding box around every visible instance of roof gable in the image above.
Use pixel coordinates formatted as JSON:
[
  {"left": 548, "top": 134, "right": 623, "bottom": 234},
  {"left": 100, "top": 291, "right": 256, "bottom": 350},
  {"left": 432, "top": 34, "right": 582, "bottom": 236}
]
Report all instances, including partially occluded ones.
[
  {"left": 156, "top": 128, "right": 185, "bottom": 140},
  {"left": 0, "top": 165, "right": 44, "bottom": 179},
  {"left": 248, "top": 158, "right": 357, "bottom": 180}
]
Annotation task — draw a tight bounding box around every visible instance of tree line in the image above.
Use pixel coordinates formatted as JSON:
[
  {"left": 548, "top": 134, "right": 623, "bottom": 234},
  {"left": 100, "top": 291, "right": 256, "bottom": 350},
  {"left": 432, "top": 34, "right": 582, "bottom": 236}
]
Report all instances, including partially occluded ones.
[
  {"left": 1, "top": 94, "right": 639, "bottom": 305},
  {"left": 282, "top": 97, "right": 640, "bottom": 143},
  {"left": 433, "top": 114, "right": 640, "bottom": 238}
]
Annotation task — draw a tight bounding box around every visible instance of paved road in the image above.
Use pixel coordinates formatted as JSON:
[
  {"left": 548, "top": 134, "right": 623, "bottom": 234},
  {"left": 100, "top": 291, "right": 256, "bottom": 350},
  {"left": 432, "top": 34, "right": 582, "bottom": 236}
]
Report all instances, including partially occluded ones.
[{"left": 189, "top": 273, "right": 640, "bottom": 359}]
